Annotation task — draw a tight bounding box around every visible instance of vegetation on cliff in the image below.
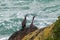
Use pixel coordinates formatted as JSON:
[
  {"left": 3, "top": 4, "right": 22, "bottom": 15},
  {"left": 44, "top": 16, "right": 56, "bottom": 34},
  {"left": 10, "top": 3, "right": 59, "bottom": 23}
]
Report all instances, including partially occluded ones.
[
  {"left": 45, "top": 16, "right": 60, "bottom": 40},
  {"left": 22, "top": 16, "right": 60, "bottom": 40}
]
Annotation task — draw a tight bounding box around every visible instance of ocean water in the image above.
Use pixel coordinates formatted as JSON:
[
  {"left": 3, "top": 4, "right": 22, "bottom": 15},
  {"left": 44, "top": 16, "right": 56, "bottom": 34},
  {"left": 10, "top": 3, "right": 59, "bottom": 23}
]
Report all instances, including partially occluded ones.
[{"left": 0, "top": 0, "right": 60, "bottom": 40}]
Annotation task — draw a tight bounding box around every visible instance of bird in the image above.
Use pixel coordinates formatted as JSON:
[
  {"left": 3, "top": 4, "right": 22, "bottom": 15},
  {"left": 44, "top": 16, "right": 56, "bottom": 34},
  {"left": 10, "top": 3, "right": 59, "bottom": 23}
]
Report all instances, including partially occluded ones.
[
  {"left": 30, "top": 16, "right": 35, "bottom": 28},
  {"left": 21, "top": 15, "right": 27, "bottom": 30},
  {"left": 8, "top": 15, "right": 28, "bottom": 40},
  {"left": 29, "top": 16, "right": 38, "bottom": 32}
]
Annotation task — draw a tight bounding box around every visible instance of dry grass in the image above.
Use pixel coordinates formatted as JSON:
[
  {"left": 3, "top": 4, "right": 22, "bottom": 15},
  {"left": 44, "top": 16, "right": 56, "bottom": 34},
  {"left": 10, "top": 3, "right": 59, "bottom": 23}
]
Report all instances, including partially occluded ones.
[{"left": 22, "top": 24, "right": 54, "bottom": 40}]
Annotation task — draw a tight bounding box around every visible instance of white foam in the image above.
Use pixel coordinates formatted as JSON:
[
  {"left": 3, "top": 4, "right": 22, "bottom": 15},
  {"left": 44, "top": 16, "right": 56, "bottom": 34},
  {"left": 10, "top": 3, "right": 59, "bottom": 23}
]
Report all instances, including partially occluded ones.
[{"left": 0, "top": 36, "right": 9, "bottom": 40}]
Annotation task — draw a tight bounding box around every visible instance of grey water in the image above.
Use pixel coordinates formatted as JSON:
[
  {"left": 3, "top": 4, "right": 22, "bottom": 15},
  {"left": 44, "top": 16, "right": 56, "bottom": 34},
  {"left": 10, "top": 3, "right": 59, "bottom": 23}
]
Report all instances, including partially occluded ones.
[{"left": 0, "top": 0, "right": 60, "bottom": 40}]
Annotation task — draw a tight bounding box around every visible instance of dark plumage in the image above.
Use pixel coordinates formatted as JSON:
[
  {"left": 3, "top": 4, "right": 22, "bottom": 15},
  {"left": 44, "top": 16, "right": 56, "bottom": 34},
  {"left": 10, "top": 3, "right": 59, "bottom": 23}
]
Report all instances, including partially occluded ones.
[
  {"left": 21, "top": 15, "right": 27, "bottom": 30},
  {"left": 30, "top": 16, "right": 35, "bottom": 28},
  {"left": 28, "top": 16, "right": 38, "bottom": 32}
]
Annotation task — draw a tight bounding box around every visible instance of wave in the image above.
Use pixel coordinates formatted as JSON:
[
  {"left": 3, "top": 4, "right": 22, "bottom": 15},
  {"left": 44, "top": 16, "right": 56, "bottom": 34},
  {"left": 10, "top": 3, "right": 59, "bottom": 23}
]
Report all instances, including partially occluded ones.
[{"left": 0, "top": 36, "right": 9, "bottom": 40}]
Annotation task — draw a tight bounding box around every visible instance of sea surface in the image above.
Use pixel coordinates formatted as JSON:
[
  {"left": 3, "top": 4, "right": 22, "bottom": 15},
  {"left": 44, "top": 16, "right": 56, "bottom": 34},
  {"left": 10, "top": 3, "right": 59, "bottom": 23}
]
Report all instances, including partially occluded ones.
[{"left": 0, "top": 0, "right": 60, "bottom": 40}]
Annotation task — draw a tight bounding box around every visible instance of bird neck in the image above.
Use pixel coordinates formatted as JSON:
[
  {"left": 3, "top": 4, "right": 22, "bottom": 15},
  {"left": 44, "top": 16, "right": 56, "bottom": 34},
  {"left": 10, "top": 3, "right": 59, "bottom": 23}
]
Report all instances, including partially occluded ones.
[
  {"left": 30, "top": 18, "right": 34, "bottom": 27},
  {"left": 25, "top": 16, "right": 26, "bottom": 19}
]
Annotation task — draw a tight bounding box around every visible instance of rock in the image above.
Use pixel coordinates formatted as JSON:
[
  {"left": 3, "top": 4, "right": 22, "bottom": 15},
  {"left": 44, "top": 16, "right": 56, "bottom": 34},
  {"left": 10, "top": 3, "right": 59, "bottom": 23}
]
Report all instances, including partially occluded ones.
[{"left": 8, "top": 26, "right": 38, "bottom": 40}]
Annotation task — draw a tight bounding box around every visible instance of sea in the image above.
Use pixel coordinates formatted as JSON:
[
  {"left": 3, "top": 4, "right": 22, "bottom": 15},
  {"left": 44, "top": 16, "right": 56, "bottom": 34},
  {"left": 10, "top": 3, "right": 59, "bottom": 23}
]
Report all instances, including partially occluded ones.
[{"left": 0, "top": 0, "right": 60, "bottom": 40}]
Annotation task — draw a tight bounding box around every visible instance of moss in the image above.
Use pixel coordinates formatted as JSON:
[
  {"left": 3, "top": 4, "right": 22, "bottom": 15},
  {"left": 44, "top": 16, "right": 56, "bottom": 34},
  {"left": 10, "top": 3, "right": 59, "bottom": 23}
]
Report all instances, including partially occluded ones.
[
  {"left": 45, "top": 16, "right": 60, "bottom": 40},
  {"left": 53, "top": 16, "right": 60, "bottom": 40}
]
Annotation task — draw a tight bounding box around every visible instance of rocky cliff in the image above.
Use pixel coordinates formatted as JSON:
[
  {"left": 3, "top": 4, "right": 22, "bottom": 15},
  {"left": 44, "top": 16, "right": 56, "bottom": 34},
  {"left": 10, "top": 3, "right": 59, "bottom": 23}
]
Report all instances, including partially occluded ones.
[{"left": 8, "top": 16, "right": 60, "bottom": 40}]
